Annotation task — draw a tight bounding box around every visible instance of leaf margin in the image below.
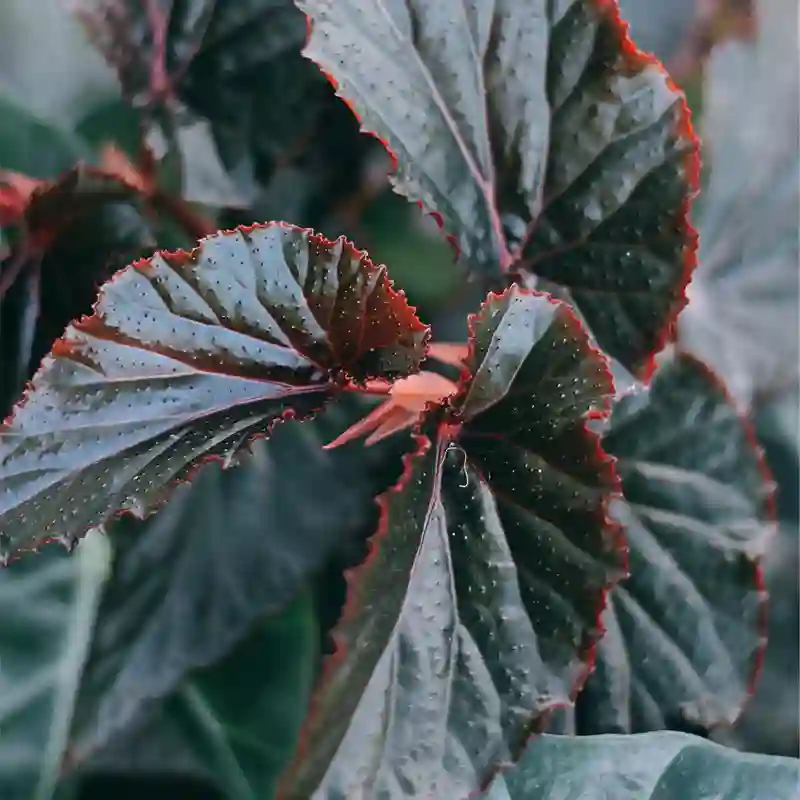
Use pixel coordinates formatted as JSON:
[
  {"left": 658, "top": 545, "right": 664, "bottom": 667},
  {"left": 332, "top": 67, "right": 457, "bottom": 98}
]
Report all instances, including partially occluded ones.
[
  {"left": 279, "top": 285, "right": 627, "bottom": 797},
  {"left": 294, "top": 0, "right": 701, "bottom": 381},
  {"left": 0, "top": 220, "right": 430, "bottom": 562}
]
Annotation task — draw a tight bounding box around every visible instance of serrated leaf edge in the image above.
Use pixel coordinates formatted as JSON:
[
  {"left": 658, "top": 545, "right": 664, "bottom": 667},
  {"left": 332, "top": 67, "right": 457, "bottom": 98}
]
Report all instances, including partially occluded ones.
[
  {"left": 297, "top": 7, "right": 491, "bottom": 271},
  {"left": 660, "top": 354, "right": 777, "bottom": 726},
  {"left": 591, "top": 0, "right": 701, "bottom": 382},
  {"left": 296, "top": 0, "right": 701, "bottom": 382},
  {"left": 280, "top": 285, "right": 627, "bottom": 798},
  {"left": 456, "top": 287, "right": 628, "bottom": 775},
  {"left": 1, "top": 221, "right": 429, "bottom": 563}
]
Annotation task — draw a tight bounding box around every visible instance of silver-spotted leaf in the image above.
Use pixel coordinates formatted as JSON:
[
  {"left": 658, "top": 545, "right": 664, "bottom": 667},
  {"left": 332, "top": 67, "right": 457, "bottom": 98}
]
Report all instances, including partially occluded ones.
[
  {"left": 575, "top": 356, "right": 775, "bottom": 734},
  {"left": 279, "top": 286, "right": 625, "bottom": 799},
  {"left": 297, "top": 0, "right": 699, "bottom": 376},
  {"left": 0, "top": 222, "right": 428, "bottom": 560}
]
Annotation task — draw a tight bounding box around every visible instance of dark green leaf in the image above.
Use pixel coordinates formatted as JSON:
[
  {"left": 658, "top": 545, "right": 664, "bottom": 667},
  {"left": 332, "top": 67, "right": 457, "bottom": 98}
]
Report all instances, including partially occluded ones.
[
  {"left": 1, "top": 266, "right": 40, "bottom": 417},
  {"left": 0, "top": 92, "right": 83, "bottom": 178},
  {"left": 73, "top": 1, "right": 380, "bottom": 228},
  {"left": 484, "top": 732, "right": 800, "bottom": 800},
  {"left": 678, "top": 0, "right": 799, "bottom": 405},
  {"left": 0, "top": 222, "right": 428, "bottom": 559},
  {"left": 0, "top": 534, "right": 109, "bottom": 800},
  {"left": 279, "top": 286, "right": 624, "bottom": 798},
  {"left": 74, "top": 98, "right": 144, "bottom": 159},
  {"left": 298, "top": 0, "right": 699, "bottom": 376},
  {"left": 69, "top": 394, "right": 411, "bottom": 762},
  {"left": 218, "top": 91, "right": 380, "bottom": 235},
  {"left": 78, "top": 710, "right": 211, "bottom": 787},
  {"left": 358, "top": 191, "right": 462, "bottom": 308},
  {"left": 575, "top": 356, "right": 774, "bottom": 734},
  {"left": 167, "top": 589, "right": 317, "bottom": 800},
  {"left": 68, "top": 397, "right": 410, "bottom": 787},
  {"left": 72, "top": 0, "right": 328, "bottom": 189}
]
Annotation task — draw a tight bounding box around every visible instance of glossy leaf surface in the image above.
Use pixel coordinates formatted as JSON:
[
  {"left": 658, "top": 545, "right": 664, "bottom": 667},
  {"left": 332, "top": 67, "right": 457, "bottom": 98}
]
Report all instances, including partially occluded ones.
[
  {"left": 280, "top": 287, "right": 624, "bottom": 798},
  {"left": 69, "top": 395, "right": 411, "bottom": 763},
  {"left": 298, "top": 0, "right": 698, "bottom": 375},
  {"left": 0, "top": 222, "right": 427, "bottom": 559},
  {"left": 485, "top": 731, "right": 800, "bottom": 800},
  {"left": 0, "top": 534, "right": 109, "bottom": 800},
  {"left": 678, "top": 0, "right": 799, "bottom": 405},
  {"left": 575, "top": 356, "right": 774, "bottom": 734}
]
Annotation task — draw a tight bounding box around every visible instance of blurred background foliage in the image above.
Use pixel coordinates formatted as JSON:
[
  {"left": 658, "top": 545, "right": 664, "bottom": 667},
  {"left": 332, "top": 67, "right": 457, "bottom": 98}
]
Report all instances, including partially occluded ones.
[{"left": 0, "top": 0, "right": 796, "bottom": 798}]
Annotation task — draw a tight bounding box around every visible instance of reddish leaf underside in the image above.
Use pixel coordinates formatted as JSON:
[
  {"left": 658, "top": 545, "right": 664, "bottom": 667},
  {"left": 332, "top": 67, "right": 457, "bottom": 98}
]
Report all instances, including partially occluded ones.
[
  {"left": 428, "top": 341, "right": 469, "bottom": 369},
  {"left": 0, "top": 222, "right": 427, "bottom": 561},
  {"left": 576, "top": 355, "right": 775, "bottom": 734},
  {"left": 324, "top": 371, "right": 458, "bottom": 448},
  {"left": 0, "top": 165, "right": 144, "bottom": 293},
  {"left": 0, "top": 165, "right": 156, "bottom": 416},
  {"left": 297, "top": 0, "right": 699, "bottom": 378},
  {"left": 0, "top": 171, "right": 43, "bottom": 229},
  {"left": 279, "top": 286, "right": 626, "bottom": 799}
]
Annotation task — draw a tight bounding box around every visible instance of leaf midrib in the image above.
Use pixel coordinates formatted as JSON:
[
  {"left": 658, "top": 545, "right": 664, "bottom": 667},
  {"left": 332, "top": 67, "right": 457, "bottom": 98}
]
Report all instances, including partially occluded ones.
[
  {"left": 373, "top": 0, "right": 489, "bottom": 193},
  {"left": 371, "top": 0, "right": 508, "bottom": 266}
]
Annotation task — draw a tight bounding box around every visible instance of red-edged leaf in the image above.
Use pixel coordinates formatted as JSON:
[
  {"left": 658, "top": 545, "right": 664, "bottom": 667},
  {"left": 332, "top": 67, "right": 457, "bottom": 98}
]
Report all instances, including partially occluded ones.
[
  {"left": 0, "top": 165, "right": 155, "bottom": 414},
  {"left": 0, "top": 222, "right": 428, "bottom": 561},
  {"left": 297, "top": 0, "right": 699, "bottom": 377},
  {"left": 279, "top": 286, "right": 625, "bottom": 799},
  {"left": 575, "top": 355, "right": 775, "bottom": 734},
  {"left": 1, "top": 165, "right": 141, "bottom": 264}
]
